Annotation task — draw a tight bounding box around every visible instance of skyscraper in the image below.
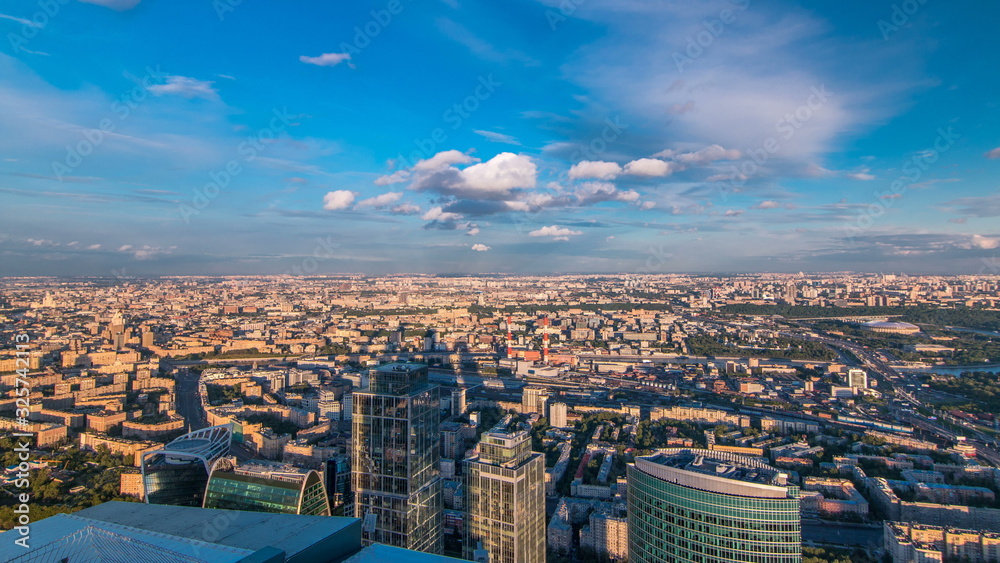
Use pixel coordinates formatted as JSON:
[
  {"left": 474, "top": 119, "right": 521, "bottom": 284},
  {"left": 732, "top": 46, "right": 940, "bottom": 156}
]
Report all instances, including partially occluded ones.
[
  {"left": 141, "top": 424, "right": 232, "bottom": 507},
  {"left": 203, "top": 458, "right": 331, "bottom": 516},
  {"left": 464, "top": 415, "right": 546, "bottom": 563},
  {"left": 352, "top": 363, "right": 443, "bottom": 554},
  {"left": 627, "top": 449, "right": 801, "bottom": 563}
]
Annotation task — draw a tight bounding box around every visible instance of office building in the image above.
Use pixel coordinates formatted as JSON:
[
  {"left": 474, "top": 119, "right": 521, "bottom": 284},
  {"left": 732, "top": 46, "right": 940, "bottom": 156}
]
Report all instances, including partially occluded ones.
[
  {"left": 141, "top": 424, "right": 232, "bottom": 507},
  {"left": 203, "top": 458, "right": 331, "bottom": 516},
  {"left": 848, "top": 368, "right": 868, "bottom": 390},
  {"left": 627, "top": 449, "right": 802, "bottom": 563},
  {"left": 464, "top": 416, "right": 546, "bottom": 563},
  {"left": 352, "top": 363, "right": 443, "bottom": 554}
]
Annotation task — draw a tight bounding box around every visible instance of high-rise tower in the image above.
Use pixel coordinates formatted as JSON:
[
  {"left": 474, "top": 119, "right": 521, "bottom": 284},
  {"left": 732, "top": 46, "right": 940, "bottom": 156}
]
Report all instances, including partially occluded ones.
[
  {"left": 627, "top": 449, "right": 801, "bottom": 563},
  {"left": 464, "top": 416, "right": 546, "bottom": 563},
  {"left": 352, "top": 363, "right": 443, "bottom": 554}
]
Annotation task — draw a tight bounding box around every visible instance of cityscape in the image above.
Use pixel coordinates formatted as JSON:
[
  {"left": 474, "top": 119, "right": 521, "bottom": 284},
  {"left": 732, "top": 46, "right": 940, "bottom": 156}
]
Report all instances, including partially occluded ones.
[{"left": 2, "top": 1, "right": 1000, "bottom": 562}]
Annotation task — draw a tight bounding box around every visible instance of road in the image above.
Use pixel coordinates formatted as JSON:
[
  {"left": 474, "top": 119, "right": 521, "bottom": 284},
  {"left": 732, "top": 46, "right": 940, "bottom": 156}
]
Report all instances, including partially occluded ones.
[{"left": 174, "top": 368, "right": 208, "bottom": 431}]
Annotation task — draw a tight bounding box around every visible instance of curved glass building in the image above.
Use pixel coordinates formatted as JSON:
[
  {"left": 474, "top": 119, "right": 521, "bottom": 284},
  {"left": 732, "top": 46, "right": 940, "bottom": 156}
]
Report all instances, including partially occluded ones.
[
  {"left": 203, "top": 458, "right": 331, "bottom": 516},
  {"left": 141, "top": 424, "right": 232, "bottom": 507},
  {"left": 627, "top": 448, "right": 802, "bottom": 563}
]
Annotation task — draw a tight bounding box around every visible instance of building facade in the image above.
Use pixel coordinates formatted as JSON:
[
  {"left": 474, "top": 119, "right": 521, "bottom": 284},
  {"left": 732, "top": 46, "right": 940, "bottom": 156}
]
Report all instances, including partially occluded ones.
[
  {"left": 141, "top": 424, "right": 232, "bottom": 507},
  {"left": 627, "top": 449, "right": 802, "bottom": 563},
  {"left": 463, "top": 417, "right": 546, "bottom": 563},
  {"left": 203, "top": 458, "right": 330, "bottom": 516},
  {"left": 352, "top": 363, "right": 443, "bottom": 554}
]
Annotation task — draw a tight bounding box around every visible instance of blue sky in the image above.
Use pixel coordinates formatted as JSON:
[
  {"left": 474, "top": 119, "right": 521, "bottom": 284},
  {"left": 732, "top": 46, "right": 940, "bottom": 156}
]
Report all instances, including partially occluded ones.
[{"left": 1, "top": 0, "right": 999, "bottom": 276}]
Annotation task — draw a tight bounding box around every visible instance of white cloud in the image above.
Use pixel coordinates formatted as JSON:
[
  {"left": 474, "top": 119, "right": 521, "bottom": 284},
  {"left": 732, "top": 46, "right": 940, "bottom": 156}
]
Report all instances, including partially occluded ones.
[
  {"left": 474, "top": 130, "right": 520, "bottom": 145},
  {"left": 568, "top": 160, "right": 621, "bottom": 180},
  {"left": 529, "top": 225, "right": 583, "bottom": 237},
  {"left": 624, "top": 158, "right": 673, "bottom": 177},
  {"left": 985, "top": 148, "right": 1000, "bottom": 160},
  {"left": 966, "top": 235, "right": 1000, "bottom": 250},
  {"left": 471, "top": 243, "right": 491, "bottom": 251},
  {"left": 117, "top": 244, "right": 133, "bottom": 251},
  {"left": 845, "top": 171, "right": 875, "bottom": 181},
  {"left": 414, "top": 150, "right": 478, "bottom": 171},
  {"left": 752, "top": 200, "right": 781, "bottom": 209},
  {"left": 323, "top": 190, "right": 356, "bottom": 210},
  {"left": 78, "top": 0, "right": 141, "bottom": 10},
  {"left": 460, "top": 152, "right": 537, "bottom": 192},
  {"left": 148, "top": 76, "right": 219, "bottom": 100},
  {"left": 664, "top": 144, "right": 742, "bottom": 165},
  {"left": 299, "top": 53, "right": 352, "bottom": 67},
  {"left": 87, "top": 244, "right": 102, "bottom": 250},
  {"left": 357, "top": 192, "right": 403, "bottom": 208},
  {"left": 422, "top": 206, "right": 462, "bottom": 222},
  {"left": 374, "top": 170, "right": 410, "bottom": 185}
]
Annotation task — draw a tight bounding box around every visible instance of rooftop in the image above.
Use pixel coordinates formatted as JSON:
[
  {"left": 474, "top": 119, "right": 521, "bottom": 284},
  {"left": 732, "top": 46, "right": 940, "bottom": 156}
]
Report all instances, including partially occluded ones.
[{"left": 647, "top": 451, "right": 780, "bottom": 485}]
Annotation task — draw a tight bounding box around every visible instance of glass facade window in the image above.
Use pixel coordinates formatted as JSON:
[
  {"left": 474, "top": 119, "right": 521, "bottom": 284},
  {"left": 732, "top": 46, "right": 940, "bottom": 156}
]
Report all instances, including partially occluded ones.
[
  {"left": 352, "top": 363, "right": 443, "bottom": 554},
  {"left": 627, "top": 450, "right": 802, "bottom": 563},
  {"left": 141, "top": 425, "right": 232, "bottom": 507}
]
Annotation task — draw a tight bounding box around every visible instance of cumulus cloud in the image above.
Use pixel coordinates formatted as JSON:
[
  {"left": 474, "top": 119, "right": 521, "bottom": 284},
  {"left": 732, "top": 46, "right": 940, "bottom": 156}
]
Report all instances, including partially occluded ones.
[
  {"left": 323, "top": 190, "right": 356, "bottom": 210},
  {"left": 87, "top": 244, "right": 102, "bottom": 250},
  {"left": 422, "top": 206, "right": 462, "bottom": 222},
  {"left": 752, "top": 200, "right": 781, "bottom": 209},
  {"left": 356, "top": 192, "right": 403, "bottom": 208},
  {"left": 413, "top": 150, "right": 478, "bottom": 171},
  {"left": 964, "top": 235, "right": 1000, "bottom": 250},
  {"left": 471, "top": 243, "right": 491, "bottom": 251},
  {"left": 985, "top": 148, "right": 1000, "bottom": 159},
  {"left": 624, "top": 158, "right": 673, "bottom": 177},
  {"left": 299, "top": 52, "right": 352, "bottom": 67},
  {"left": 374, "top": 170, "right": 410, "bottom": 185},
  {"left": 568, "top": 160, "right": 622, "bottom": 180},
  {"left": 529, "top": 225, "right": 583, "bottom": 237},
  {"left": 410, "top": 152, "right": 536, "bottom": 199},
  {"left": 148, "top": 76, "right": 219, "bottom": 100}
]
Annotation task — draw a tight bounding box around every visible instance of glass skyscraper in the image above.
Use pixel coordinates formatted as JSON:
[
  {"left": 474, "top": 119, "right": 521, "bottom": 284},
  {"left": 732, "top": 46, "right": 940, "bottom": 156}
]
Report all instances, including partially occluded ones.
[
  {"left": 141, "top": 424, "right": 232, "bottom": 507},
  {"left": 464, "top": 416, "right": 546, "bottom": 563},
  {"left": 627, "top": 448, "right": 802, "bottom": 563},
  {"left": 352, "top": 363, "right": 443, "bottom": 554},
  {"left": 203, "top": 458, "right": 331, "bottom": 516}
]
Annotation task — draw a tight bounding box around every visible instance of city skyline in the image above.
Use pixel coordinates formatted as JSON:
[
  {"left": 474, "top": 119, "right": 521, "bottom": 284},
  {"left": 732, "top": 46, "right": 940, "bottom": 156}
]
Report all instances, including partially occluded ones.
[{"left": 1, "top": 1, "right": 999, "bottom": 276}]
